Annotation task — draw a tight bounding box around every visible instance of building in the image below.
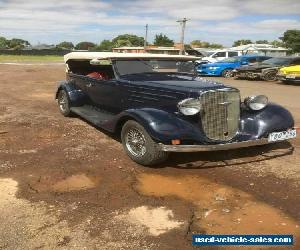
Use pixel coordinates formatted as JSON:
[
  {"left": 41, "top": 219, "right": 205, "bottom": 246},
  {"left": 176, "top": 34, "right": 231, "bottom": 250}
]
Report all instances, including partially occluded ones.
[
  {"left": 229, "top": 44, "right": 288, "bottom": 57},
  {"left": 112, "top": 46, "right": 145, "bottom": 53}
]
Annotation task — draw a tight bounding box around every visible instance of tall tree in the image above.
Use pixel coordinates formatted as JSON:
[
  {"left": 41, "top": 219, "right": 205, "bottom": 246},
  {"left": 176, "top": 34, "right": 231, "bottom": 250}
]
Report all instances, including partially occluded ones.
[
  {"left": 280, "top": 29, "right": 300, "bottom": 53},
  {"left": 56, "top": 41, "right": 74, "bottom": 50},
  {"left": 112, "top": 34, "right": 144, "bottom": 47},
  {"left": 153, "top": 33, "right": 174, "bottom": 46},
  {"left": 75, "top": 42, "right": 96, "bottom": 50},
  {"left": 232, "top": 39, "right": 252, "bottom": 47},
  {"left": 0, "top": 36, "right": 8, "bottom": 49}
]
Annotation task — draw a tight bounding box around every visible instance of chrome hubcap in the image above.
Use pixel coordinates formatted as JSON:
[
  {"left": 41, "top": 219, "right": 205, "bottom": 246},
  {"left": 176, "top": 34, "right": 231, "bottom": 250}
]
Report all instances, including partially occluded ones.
[
  {"left": 125, "top": 128, "right": 146, "bottom": 157},
  {"left": 58, "top": 93, "right": 67, "bottom": 112}
]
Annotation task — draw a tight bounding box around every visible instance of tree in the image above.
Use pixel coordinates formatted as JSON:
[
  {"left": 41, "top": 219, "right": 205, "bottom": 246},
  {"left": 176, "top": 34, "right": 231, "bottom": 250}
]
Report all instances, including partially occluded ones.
[
  {"left": 0, "top": 37, "right": 8, "bottom": 49},
  {"left": 153, "top": 33, "right": 174, "bottom": 46},
  {"left": 232, "top": 39, "right": 252, "bottom": 47},
  {"left": 209, "top": 43, "right": 223, "bottom": 49},
  {"left": 56, "top": 41, "right": 74, "bottom": 50},
  {"left": 280, "top": 29, "right": 300, "bottom": 53},
  {"left": 112, "top": 34, "right": 144, "bottom": 47},
  {"left": 255, "top": 40, "right": 269, "bottom": 44},
  {"left": 96, "top": 39, "right": 113, "bottom": 51},
  {"left": 8, "top": 38, "right": 30, "bottom": 49},
  {"left": 75, "top": 42, "right": 96, "bottom": 50},
  {"left": 190, "top": 40, "right": 223, "bottom": 48},
  {"left": 270, "top": 40, "right": 285, "bottom": 48}
]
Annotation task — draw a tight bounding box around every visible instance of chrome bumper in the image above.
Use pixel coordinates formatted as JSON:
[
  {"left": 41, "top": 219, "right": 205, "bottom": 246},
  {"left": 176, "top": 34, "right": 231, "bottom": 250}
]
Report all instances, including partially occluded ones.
[{"left": 158, "top": 138, "right": 273, "bottom": 152}]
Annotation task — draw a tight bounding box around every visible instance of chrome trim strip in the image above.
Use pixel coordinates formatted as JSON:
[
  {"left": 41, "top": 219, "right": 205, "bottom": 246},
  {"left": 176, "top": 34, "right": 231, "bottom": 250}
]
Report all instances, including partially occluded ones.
[{"left": 158, "top": 138, "right": 273, "bottom": 152}]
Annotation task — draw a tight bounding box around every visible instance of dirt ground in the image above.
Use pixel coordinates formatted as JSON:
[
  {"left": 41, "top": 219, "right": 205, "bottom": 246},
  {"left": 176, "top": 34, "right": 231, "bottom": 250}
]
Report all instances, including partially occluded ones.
[{"left": 0, "top": 63, "right": 300, "bottom": 250}]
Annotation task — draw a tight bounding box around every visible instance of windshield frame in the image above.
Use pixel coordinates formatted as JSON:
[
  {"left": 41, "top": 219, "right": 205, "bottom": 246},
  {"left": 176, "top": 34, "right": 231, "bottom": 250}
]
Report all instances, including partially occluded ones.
[{"left": 112, "top": 58, "right": 197, "bottom": 79}]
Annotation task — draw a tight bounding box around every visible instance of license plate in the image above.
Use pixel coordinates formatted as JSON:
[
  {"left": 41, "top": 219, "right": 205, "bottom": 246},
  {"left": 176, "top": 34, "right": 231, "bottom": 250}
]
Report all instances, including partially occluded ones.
[
  {"left": 268, "top": 129, "right": 297, "bottom": 142},
  {"left": 286, "top": 74, "right": 296, "bottom": 79}
]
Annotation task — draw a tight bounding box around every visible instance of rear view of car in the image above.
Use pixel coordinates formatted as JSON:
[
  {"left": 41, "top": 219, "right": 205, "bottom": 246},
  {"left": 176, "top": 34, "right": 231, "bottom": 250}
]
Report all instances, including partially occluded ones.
[{"left": 277, "top": 65, "right": 300, "bottom": 83}]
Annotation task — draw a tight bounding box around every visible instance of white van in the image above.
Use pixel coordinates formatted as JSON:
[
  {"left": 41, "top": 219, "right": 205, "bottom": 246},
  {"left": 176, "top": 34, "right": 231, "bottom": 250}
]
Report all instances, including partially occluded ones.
[{"left": 198, "top": 50, "right": 242, "bottom": 63}]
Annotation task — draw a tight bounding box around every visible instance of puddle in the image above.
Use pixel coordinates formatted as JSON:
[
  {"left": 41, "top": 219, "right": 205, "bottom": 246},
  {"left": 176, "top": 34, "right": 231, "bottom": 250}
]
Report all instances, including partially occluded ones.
[
  {"left": 136, "top": 174, "right": 300, "bottom": 236},
  {"left": 115, "top": 206, "right": 184, "bottom": 236},
  {"left": 32, "top": 174, "right": 100, "bottom": 193}
]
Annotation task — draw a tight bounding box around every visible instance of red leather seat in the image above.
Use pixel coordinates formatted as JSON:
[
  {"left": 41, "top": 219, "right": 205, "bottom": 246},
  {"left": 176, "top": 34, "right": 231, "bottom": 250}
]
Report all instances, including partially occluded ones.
[{"left": 87, "top": 72, "right": 109, "bottom": 80}]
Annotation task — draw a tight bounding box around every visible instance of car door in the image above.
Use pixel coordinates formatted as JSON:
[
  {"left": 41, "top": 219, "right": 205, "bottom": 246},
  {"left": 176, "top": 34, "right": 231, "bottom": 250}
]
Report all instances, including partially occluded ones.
[{"left": 84, "top": 77, "right": 125, "bottom": 114}]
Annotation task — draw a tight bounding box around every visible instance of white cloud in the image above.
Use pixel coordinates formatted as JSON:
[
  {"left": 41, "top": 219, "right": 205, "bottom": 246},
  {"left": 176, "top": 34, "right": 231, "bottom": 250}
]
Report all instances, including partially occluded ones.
[{"left": 0, "top": 0, "right": 299, "bottom": 45}]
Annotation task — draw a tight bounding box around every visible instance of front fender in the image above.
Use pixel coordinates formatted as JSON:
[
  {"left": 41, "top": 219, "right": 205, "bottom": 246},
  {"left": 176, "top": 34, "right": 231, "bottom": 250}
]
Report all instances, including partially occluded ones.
[
  {"left": 239, "top": 103, "right": 294, "bottom": 140},
  {"left": 109, "top": 108, "right": 205, "bottom": 144},
  {"left": 55, "top": 80, "right": 86, "bottom": 106}
]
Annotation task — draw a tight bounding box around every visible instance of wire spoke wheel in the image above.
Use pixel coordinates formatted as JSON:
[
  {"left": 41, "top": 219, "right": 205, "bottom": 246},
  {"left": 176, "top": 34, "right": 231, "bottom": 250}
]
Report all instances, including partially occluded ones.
[
  {"left": 125, "top": 128, "right": 146, "bottom": 157},
  {"left": 58, "top": 92, "right": 68, "bottom": 113}
]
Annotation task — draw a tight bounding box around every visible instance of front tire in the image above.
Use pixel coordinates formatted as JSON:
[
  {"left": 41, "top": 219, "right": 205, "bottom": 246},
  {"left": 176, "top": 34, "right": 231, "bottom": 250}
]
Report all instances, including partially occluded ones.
[
  {"left": 57, "top": 90, "right": 72, "bottom": 117},
  {"left": 121, "top": 120, "right": 169, "bottom": 166},
  {"left": 262, "top": 70, "right": 277, "bottom": 81}
]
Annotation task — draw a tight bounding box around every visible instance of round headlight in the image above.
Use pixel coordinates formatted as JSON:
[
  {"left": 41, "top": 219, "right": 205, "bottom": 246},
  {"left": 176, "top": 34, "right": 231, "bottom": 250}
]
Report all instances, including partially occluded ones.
[
  {"left": 178, "top": 98, "right": 201, "bottom": 115},
  {"left": 244, "top": 95, "right": 268, "bottom": 111}
]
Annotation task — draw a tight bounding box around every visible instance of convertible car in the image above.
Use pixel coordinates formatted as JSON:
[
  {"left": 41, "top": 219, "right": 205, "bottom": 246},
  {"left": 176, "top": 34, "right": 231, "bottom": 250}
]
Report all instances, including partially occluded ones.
[{"left": 55, "top": 52, "right": 297, "bottom": 165}]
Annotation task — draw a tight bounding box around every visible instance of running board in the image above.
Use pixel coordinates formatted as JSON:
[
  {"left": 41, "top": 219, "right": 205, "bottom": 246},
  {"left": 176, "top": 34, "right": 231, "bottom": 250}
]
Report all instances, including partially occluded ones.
[{"left": 71, "top": 105, "right": 115, "bottom": 126}]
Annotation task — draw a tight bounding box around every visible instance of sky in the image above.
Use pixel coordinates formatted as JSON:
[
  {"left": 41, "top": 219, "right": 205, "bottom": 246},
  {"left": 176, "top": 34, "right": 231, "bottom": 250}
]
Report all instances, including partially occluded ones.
[{"left": 0, "top": 0, "right": 299, "bottom": 46}]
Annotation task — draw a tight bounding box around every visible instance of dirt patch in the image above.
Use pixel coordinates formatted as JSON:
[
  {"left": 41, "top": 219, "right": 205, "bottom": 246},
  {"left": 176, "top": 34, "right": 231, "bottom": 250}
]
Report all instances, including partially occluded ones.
[
  {"left": 136, "top": 173, "right": 300, "bottom": 238},
  {"left": 116, "top": 206, "right": 184, "bottom": 236},
  {"left": 52, "top": 174, "right": 99, "bottom": 192},
  {"left": 31, "top": 174, "right": 100, "bottom": 193}
]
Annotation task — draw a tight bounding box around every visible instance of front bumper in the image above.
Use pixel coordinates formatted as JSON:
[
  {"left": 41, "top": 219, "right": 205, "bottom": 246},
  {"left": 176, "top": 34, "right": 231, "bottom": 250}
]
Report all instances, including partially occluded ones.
[
  {"left": 158, "top": 138, "right": 273, "bottom": 152},
  {"left": 277, "top": 75, "right": 300, "bottom": 82}
]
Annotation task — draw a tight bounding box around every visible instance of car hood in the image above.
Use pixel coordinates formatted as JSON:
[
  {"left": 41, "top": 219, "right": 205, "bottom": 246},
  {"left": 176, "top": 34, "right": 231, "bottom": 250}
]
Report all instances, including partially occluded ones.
[{"left": 128, "top": 77, "right": 228, "bottom": 93}]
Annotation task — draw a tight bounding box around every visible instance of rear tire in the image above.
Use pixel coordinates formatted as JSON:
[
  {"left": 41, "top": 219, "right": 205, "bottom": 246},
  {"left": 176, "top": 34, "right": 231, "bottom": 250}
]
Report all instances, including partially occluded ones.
[
  {"left": 222, "top": 69, "right": 233, "bottom": 78},
  {"left": 57, "top": 90, "right": 72, "bottom": 117},
  {"left": 121, "top": 120, "right": 169, "bottom": 166},
  {"left": 262, "top": 71, "right": 277, "bottom": 81}
]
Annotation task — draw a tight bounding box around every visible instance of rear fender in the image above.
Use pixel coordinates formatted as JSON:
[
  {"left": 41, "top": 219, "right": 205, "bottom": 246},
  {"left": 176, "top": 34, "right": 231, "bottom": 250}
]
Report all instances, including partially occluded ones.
[{"left": 55, "top": 80, "right": 86, "bottom": 106}]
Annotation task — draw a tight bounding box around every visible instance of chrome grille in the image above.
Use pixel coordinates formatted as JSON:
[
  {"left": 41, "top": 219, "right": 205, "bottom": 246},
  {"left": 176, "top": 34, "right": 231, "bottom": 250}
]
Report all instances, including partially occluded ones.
[{"left": 200, "top": 89, "right": 240, "bottom": 141}]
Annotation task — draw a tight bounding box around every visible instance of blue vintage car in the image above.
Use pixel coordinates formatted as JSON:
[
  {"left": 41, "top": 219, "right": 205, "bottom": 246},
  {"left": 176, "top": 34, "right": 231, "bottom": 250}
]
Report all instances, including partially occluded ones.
[
  {"left": 55, "top": 52, "right": 296, "bottom": 165},
  {"left": 197, "top": 55, "right": 271, "bottom": 77}
]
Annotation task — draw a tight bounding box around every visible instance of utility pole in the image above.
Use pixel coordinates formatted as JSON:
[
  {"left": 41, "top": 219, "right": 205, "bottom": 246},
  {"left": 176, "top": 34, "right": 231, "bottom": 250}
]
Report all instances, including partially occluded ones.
[
  {"left": 177, "top": 18, "right": 188, "bottom": 55},
  {"left": 144, "top": 24, "right": 148, "bottom": 53}
]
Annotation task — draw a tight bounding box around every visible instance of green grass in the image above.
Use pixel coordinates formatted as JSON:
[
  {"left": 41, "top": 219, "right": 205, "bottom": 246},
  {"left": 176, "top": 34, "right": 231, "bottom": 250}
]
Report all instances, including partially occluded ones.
[{"left": 0, "top": 55, "right": 63, "bottom": 62}]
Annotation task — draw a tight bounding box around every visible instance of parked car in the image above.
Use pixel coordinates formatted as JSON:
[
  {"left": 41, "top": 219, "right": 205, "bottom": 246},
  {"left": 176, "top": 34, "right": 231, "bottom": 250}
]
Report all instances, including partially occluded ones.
[
  {"left": 197, "top": 55, "right": 271, "bottom": 78},
  {"left": 277, "top": 65, "right": 300, "bottom": 83},
  {"left": 197, "top": 50, "right": 241, "bottom": 64},
  {"left": 233, "top": 56, "right": 300, "bottom": 81},
  {"left": 55, "top": 52, "right": 297, "bottom": 165}
]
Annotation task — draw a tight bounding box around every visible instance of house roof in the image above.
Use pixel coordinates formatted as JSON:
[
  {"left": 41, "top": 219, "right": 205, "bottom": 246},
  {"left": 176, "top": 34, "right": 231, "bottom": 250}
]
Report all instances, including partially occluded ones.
[
  {"left": 64, "top": 52, "right": 199, "bottom": 62},
  {"left": 229, "top": 43, "right": 288, "bottom": 52}
]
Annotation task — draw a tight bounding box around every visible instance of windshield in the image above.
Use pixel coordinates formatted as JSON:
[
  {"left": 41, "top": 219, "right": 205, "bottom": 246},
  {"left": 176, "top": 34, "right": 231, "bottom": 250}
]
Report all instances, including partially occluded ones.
[
  {"left": 114, "top": 59, "right": 195, "bottom": 76},
  {"left": 219, "top": 57, "right": 240, "bottom": 63},
  {"left": 262, "top": 57, "right": 293, "bottom": 65}
]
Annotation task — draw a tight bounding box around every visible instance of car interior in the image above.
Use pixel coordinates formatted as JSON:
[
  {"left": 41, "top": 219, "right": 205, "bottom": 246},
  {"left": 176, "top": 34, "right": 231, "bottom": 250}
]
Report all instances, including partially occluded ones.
[{"left": 67, "top": 60, "right": 115, "bottom": 80}]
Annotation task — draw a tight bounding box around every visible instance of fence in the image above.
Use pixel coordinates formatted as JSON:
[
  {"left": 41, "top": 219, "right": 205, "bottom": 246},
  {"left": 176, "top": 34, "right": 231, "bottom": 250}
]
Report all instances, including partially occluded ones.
[{"left": 0, "top": 49, "right": 71, "bottom": 56}]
